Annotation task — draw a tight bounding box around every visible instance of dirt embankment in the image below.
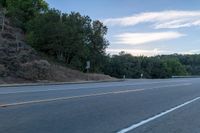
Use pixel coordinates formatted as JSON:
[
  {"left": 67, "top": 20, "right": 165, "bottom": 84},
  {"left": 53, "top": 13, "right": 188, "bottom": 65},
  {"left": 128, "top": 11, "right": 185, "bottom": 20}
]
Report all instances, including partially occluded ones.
[{"left": 0, "top": 18, "right": 114, "bottom": 84}]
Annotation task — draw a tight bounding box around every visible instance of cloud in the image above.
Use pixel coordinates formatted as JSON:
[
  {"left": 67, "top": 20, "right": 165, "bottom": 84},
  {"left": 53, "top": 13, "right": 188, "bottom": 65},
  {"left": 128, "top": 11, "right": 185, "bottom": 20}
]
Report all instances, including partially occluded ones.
[
  {"left": 182, "top": 49, "right": 200, "bottom": 55},
  {"left": 113, "top": 31, "right": 185, "bottom": 45},
  {"left": 107, "top": 48, "right": 200, "bottom": 56},
  {"left": 104, "top": 10, "right": 200, "bottom": 29},
  {"left": 106, "top": 48, "right": 167, "bottom": 56}
]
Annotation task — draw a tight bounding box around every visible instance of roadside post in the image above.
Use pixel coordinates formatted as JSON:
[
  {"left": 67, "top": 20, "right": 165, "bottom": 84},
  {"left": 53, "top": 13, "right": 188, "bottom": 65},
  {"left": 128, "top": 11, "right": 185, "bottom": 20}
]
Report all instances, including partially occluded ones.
[
  {"left": 86, "top": 61, "right": 90, "bottom": 73},
  {"left": 141, "top": 73, "right": 143, "bottom": 79},
  {"left": 86, "top": 61, "right": 90, "bottom": 80},
  {"left": 123, "top": 75, "right": 126, "bottom": 80}
]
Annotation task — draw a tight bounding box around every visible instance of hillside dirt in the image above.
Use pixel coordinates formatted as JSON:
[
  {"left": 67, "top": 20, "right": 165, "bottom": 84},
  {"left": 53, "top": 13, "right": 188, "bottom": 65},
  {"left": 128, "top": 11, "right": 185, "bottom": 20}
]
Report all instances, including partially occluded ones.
[{"left": 0, "top": 18, "right": 115, "bottom": 84}]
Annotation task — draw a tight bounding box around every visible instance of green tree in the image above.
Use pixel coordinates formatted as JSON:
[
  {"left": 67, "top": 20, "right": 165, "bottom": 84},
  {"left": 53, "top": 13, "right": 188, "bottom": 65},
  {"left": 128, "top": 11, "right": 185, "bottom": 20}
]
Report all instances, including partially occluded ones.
[
  {"left": 6, "top": 0, "right": 48, "bottom": 28},
  {"left": 88, "top": 20, "right": 109, "bottom": 72},
  {"left": 0, "top": 0, "right": 6, "bottom": 7},
  {"left": 103, "top": 53, "right": 188, "bottom": 79},
  {"left": 27, "top": 9, "right": 109, "bottom": 72}
]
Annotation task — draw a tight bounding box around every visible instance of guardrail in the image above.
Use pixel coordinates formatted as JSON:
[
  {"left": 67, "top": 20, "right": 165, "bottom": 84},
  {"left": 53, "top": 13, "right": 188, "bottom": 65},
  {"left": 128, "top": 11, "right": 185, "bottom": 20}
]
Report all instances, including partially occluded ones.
[{"left": 172, "top": 76, "right": 200, "bottom": 78}]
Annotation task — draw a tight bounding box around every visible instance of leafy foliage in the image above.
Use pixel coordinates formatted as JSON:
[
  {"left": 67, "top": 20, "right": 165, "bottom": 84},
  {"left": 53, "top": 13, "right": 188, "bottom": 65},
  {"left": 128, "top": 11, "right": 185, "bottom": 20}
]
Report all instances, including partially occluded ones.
[
  {"left": 104, "top": 53, "right": 189, "bottom": 78},
  {"left": 26, "top": 9, "right": 109, "bottom": 72},
  {"left": 4, "top": 0, "right": 48, "bottom": 29},
  {"left": 0, "top": 0, "right": 6, "bottom": 7}
]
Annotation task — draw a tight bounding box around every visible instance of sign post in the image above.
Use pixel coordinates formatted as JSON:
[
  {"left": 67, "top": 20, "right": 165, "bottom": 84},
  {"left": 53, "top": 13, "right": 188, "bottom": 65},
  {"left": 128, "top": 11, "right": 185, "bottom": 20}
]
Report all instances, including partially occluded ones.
[
  {"left": 86, "top": 61, "right": 90, "bottom": 81},
  {"left": 86, "top": 61, "right": 90, "bottom": 73},
  {"left": 141, "top": 73, "right": 143, "bottom": 79},
  {"left": 123, "top": 75, "right": 126, "bottom": 80}
]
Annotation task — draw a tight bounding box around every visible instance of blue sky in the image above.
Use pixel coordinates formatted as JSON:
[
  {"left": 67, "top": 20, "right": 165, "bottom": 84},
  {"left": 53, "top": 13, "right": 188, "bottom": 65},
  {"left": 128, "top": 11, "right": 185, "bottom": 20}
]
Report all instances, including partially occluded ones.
[{"left": 46, "top": 0, "right": 200, "bottom": 56}]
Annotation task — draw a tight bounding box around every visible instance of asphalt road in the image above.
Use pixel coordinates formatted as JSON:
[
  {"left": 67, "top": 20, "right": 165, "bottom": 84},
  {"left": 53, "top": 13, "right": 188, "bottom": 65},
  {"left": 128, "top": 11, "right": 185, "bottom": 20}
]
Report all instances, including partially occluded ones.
[{"left": 0, "top": 78, "right": 200, "bottom": 133}]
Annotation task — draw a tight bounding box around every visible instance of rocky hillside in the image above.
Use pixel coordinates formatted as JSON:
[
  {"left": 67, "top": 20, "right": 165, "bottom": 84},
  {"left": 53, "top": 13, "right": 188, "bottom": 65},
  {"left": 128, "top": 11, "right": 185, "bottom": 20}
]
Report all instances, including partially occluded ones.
[{"left": 0, "top": 18, "right": 114, "bottom": 84}]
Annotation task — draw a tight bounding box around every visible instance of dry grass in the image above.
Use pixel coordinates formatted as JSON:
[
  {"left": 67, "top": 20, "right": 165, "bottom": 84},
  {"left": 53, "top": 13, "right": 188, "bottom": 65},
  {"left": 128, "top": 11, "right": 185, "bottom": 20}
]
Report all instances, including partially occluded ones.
[
  {"left": 0, "top": 65, "right": 115, "bottom": 84},
  {"left": 49, "top": 65, "right": 115, "bottom": 82}
]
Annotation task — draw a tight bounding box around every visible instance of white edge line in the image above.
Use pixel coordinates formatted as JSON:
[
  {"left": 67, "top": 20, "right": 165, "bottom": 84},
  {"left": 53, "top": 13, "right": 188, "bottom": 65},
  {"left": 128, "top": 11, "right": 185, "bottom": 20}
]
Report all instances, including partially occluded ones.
[
  {"left": 117, "top": 96, "right": 200, "bottom": 133},
  {"left": 0, "top": 83, "right": 191, "bottom": 108}
]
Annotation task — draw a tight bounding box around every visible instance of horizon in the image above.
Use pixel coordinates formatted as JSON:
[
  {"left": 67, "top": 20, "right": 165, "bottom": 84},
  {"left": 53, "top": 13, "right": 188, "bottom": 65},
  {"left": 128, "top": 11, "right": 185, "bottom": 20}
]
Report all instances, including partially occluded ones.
[{"left": 45, "top": 0, "right": 200, "bottom": 56}]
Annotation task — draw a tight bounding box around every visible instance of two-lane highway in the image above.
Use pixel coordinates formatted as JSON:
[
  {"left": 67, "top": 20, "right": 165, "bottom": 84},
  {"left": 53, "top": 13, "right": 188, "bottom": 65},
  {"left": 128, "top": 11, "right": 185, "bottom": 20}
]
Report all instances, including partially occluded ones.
[{"left": 0, "top": 78, "right": 200, "bottom": 133}]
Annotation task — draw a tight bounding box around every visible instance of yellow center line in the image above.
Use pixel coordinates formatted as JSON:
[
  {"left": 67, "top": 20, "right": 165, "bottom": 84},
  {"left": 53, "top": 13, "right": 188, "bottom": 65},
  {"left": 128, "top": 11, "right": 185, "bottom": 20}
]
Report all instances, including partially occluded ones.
[{"left": 0, "top": 83, "right": 191, "bottom": 108}]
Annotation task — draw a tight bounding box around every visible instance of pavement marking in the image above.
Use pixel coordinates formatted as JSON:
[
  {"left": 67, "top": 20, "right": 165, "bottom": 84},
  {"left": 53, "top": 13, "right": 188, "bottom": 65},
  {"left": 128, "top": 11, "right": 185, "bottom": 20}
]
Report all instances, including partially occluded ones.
[
  {"left": 0, "top": 80, "right": 190, "bottom": 95},
  {"left": 117, "top": 96, "right": 200, "bottom": 133},
  {"left": 0, "top": 83, "right": 191, "bottom": 108},
  {"left": 0, "top": 89, "right": 146, "bottom": 108},
  {"left": 113, "top": 83, "right": 191, "bottom": 94}
]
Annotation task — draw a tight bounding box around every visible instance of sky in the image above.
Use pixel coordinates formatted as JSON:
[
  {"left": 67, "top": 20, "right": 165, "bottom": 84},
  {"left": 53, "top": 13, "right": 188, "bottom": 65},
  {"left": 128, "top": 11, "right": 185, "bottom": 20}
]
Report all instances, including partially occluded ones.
[{"left": 45, "top": 0, "right": 200, "bottom": 56}]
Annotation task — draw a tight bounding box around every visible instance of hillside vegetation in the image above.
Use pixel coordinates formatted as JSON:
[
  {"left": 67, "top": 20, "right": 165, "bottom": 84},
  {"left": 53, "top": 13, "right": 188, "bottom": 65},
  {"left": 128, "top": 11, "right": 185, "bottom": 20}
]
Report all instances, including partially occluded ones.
[
  {"left": 0, "top": 0, "right": 113, "bottom": 83},
  {"left": 1, "top": 0, "right": 109, "bottom": 72}
]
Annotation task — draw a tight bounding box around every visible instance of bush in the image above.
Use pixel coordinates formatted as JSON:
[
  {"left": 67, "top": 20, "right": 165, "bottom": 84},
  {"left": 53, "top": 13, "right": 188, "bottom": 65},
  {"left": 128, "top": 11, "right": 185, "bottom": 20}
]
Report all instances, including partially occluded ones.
[{"left": 17, "top": 60, "right": 51, "bottom": 80}]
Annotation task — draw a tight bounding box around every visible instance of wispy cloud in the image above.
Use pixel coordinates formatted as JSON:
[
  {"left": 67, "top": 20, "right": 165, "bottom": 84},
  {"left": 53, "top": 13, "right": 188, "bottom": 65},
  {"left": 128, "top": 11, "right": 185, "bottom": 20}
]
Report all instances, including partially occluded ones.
[
  {"left": 182, "top": 49, "right": 200, "bottom": 55},
  {"left": 106, "top": 48, "right": 167, "bottom": 56},
  {"left": 113, "top": 31, "right": 185, "bottom": 45},
  {"left": 104, "top": 10, "right": 200, "bottom": 29},
  {"left": 107, "top": 48, "right": 200, "bottom": 56}
]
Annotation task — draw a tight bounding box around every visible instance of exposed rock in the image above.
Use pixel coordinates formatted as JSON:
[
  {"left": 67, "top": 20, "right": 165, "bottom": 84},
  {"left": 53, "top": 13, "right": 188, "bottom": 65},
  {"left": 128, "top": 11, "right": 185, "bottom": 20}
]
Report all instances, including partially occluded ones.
[
  {"left": 1, "top": 32, "right": 16, "bottom": 40},
  {"left": 0, "top": 64, "right": 7, "bottom": 77},
  {"left": 17, "top": 60, "right": 51, "bottom": 80},
  {"left": 0, "top": 18, "right": 51, "bottom": 81}
]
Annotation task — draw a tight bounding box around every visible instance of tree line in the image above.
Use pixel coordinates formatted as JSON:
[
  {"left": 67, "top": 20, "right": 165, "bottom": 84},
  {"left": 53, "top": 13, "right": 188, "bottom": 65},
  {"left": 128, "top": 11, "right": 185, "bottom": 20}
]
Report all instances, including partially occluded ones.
[
  {"left": 1, "top": 0, "right": 200, "bottom": 79},
  {"left": 103, "top": 52, "right": 187, "bottom": 78}
]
